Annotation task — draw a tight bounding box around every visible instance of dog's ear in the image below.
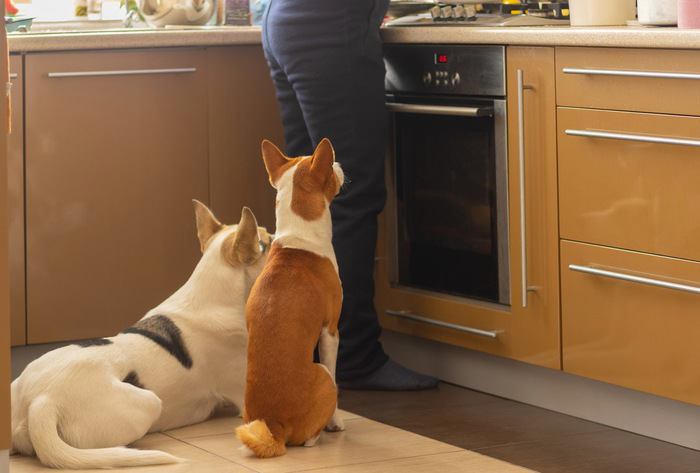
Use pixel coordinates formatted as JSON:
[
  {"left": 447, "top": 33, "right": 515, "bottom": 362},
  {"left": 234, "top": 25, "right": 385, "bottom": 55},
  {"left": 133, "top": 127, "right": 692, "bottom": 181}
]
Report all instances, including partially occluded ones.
[
  {"left": 228, "top": 207, "right": 262, "bottom": 265},
  {"left": 309, "top": 138, "right": 335, "bottom": 184},
  {"left": 193, "top": 200, "right": 223, "bottom": 253},
  {"left": 261, "top": 140, "right": 289, "bottom": 186}
]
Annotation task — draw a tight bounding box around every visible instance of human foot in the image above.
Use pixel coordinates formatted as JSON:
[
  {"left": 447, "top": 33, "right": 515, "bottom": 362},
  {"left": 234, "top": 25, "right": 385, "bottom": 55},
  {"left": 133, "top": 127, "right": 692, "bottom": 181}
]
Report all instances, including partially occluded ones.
[{"left": 338, "top": 360, "right": 439, "bottom": 391}]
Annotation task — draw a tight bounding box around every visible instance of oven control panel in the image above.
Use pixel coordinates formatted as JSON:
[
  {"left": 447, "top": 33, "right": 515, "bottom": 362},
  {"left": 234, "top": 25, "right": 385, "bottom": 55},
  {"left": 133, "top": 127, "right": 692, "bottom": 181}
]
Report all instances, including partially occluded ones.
[{"left": 385, "top": 44, "right": 505, "bottom": 97}]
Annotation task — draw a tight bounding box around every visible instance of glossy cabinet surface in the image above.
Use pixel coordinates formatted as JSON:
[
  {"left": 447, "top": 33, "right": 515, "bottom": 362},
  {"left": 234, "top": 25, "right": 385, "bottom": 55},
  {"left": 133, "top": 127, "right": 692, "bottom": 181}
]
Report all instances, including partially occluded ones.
[
  {"left": 558, "top": 107, "right": 700, "bottom": 262},
  {"left": 375, "top": 47, "right": 560, "bottom": 369},
  {"left": 207, "top": 46, "right": 283, "bottom": 231},
  {"left": 556, "top": 47, "right": 700, "bottom": 116},
  {"left": 25, "top": 49, "right": 209, "bottom": 343},
  {"left": 561, "top": 239, "right": 700, "bottom": 405},
  {"left": 1, "top": 25, "right": 12, "bottom": 451},
  {"left": 8, "top": 55, "right": 24, "bottom": 346}
]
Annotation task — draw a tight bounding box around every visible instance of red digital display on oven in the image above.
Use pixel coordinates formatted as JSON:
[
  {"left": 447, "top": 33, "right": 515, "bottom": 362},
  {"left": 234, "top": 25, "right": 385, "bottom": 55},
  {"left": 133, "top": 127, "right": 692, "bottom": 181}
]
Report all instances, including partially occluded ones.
[{"left": 437, "top": 54, "right": 449, "bottom": 64}]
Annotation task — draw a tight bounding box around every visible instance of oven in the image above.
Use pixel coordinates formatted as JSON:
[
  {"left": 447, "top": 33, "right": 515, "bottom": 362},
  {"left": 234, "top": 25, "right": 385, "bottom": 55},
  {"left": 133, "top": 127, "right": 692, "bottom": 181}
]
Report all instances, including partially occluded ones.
[{"left": 384, "top": 44, "right": 510, "bottom": 305}]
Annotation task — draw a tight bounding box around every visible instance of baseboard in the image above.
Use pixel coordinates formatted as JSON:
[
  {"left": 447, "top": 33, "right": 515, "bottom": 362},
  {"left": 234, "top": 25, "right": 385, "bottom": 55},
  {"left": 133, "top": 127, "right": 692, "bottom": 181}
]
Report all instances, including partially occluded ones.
[
  {"left": 381, "top": 330, "right": 700, "bottom": 451},
  {"left": 1, "top": 449, "right": 8, "bottom": 473}
]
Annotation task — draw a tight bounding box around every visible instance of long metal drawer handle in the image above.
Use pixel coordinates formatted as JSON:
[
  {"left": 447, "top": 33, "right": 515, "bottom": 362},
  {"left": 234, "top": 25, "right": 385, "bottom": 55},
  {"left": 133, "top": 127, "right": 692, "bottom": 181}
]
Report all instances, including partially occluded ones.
[
  {"left": 565, "top": 129, "right": 700, "bottom": 148},
  {"left": 517, "top": 69, "right": 535, "bottom": 309},
  {"left": 385, "top": 309, "right": 499, "bottom": 339},
  {"left": 386, "top": 102, "right": 493, "bottom": 117},
  {"left": 563, "top": 67, "right": 700, "bottom": 81},
  {"left": 47, "top": 67, "right": 197, "bottom": 78},
  {"left": 569, "top": 264, "right": 700, "bottom": 295},
  {"left": 10, "top": 73, "right": 18, "bottom": 79}
]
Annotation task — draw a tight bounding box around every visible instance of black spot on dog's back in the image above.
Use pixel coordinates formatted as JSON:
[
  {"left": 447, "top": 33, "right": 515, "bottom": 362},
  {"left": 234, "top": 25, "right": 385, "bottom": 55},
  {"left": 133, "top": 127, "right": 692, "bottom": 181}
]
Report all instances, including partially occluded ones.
[
  {"left": 123, "top": 371, "right": 145, "bottom": 389},
  {"left": 74, "top": 338, "right": 113, "bottom": 348},
  {"left": 123, "top": 315, "right": 193, "bottom": 369}
]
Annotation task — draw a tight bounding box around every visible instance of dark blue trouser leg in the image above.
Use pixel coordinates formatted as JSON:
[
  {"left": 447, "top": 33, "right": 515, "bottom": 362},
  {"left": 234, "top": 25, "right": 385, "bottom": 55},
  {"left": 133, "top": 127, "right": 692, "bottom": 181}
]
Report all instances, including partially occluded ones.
[{"left": 263, "top": 0, "right": 390, "bottom": 380}]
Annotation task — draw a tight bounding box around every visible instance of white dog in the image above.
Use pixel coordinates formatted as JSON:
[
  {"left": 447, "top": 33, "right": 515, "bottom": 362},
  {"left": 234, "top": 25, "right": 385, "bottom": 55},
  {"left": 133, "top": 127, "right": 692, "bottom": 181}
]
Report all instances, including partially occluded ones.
[{"left": 10, "top": 202, "right": 271, "bottom": 469}]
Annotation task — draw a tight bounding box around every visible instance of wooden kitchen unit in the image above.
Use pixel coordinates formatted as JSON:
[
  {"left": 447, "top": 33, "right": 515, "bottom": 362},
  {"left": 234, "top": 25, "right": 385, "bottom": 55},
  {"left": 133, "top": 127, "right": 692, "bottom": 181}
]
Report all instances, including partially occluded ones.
[
  {"left": 556, "top": 47, "right": 700, "bottom": 404},
  {"left": 376, "top": 46, "right": 561, "bottom": 369},
  {"left": 9, "top": 46, "right": 283, "bottom": 345}
]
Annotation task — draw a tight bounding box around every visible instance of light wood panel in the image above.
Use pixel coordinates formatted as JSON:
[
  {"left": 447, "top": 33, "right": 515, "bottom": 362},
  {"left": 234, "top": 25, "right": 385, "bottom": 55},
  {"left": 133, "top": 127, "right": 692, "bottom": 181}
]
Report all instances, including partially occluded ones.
[
  {"left": 9, "top": 54, "right": 25, "bottom": 346},
  {"left": 375, "top": 47, "right": 560, "bottom": 369},
  {"left": 561, "top": 239, "right": 700, "bottom": 406},
  {"left": 558, "top": 107, "right": 700, "bottom": 262},
  {"left": 25, "top": 49, "right": 209, "bottom": 343},
  {"left": 556, "top": 47, "right": 700, "bottom": 116},
  {"left": 1, "top": 8, "right": 12, "bottom": 451},
  {"left": 207, "top": 46, "right": 284, "bottom": 232}
]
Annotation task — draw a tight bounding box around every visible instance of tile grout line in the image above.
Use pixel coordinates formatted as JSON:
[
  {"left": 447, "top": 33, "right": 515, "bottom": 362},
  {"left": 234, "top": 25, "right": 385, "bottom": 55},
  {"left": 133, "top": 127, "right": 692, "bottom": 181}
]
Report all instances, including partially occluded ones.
[
  {"left": 161, "top": 431, "right": 260, "bottom": 472},
  {"left": 280, "top": 448, "right": 466, "bottom": 473}
]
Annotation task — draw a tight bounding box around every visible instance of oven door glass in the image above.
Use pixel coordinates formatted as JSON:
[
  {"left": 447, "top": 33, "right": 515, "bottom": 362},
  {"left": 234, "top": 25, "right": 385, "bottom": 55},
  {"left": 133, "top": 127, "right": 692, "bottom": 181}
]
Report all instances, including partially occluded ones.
[{"left": 391, "top": 97, "right": 509, "bottom": 305}]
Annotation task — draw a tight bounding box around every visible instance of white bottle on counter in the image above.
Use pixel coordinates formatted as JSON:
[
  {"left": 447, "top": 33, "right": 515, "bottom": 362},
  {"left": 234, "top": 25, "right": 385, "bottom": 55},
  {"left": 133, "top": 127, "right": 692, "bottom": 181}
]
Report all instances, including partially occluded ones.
[{"left": 638, "top": 0, "right": 678, "bottom": 26}]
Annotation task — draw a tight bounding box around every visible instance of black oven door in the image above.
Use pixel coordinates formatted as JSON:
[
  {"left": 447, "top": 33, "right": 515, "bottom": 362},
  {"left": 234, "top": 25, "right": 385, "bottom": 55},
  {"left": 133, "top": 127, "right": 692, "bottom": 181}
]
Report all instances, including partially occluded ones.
[{"left": 387, "top": 94, "right": 509, "bottom": 305}]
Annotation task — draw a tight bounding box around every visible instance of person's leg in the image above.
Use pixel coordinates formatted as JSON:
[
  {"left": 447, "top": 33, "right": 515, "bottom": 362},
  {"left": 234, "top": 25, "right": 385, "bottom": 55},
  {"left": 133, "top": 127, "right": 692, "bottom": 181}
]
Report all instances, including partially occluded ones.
[
  {"left": 262, "top": 3, "right": 313, "bottom": 158},
  {"left": 264, "top": 0, "right": 437, "bottom": 390}
]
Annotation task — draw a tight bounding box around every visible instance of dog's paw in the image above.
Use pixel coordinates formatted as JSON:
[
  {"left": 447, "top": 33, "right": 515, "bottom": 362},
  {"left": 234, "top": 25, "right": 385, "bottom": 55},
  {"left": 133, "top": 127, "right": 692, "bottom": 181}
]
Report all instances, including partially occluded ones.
[
  {"left": 304, "top": 434, "right": 320, "bottom": 447},
  {"left": 325, "top": 414, "right": 345, "bottom": 433}
]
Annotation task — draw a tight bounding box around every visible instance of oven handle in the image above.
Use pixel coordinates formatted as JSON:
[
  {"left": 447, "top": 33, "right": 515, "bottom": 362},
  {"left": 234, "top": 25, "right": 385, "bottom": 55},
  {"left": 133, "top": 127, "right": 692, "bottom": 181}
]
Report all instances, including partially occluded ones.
[{"left": 386, "top": 102, "right": 493, "bottom": 117}]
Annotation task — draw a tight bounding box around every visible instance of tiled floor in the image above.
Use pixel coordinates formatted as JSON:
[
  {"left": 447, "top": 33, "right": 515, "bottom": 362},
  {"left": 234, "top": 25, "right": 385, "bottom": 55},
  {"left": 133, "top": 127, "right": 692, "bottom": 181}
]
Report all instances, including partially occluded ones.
[{"left": 9, "top": 409, "right": 535, "bottom": 473}]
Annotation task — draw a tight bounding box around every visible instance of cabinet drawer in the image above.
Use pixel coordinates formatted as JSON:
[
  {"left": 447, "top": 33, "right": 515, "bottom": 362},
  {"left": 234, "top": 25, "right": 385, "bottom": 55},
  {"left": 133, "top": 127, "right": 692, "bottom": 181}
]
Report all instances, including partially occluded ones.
[
  {"left": 556, "top": 47, "right": 700, "bottom": 116},
  {"left": 558, "top": 107, "right": 700, "bottom": 261},
  {"left": 561, "top": 240, "right": 700, "bottom": 405}
]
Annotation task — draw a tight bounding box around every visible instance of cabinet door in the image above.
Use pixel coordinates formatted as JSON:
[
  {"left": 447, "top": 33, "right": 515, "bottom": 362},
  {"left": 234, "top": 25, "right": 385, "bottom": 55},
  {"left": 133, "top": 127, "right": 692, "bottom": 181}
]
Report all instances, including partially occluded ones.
[
  {"left": 506, "top": 46, "right": 560, "bottom": 364},
  {"left": 207, "top": 46, "right": 284, "bottom": 231},
  {"left": 1, "top": 21, "right": 12, "bottom": 455},
  {"left": 25, "top": 49, "right": 209, "bottom": 343},
  {"left": 9, "top": 54, "right": 25, "bottom": 346},
  {"left": 375, "top": 47, "right": 560, "bottom": 368}
]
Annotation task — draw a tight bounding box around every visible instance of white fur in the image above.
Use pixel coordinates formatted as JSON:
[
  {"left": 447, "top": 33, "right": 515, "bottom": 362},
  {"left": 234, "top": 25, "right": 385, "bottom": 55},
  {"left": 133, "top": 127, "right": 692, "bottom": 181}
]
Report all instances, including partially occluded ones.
[
  {"left": 271, "top": 159, "right": 346, "bottom": 439},
  {"left": 10, "top": 225, "right": 267, "bottom": 469},
  {"left": 272, "top": 162, "right": 345, "bottom": 272}
]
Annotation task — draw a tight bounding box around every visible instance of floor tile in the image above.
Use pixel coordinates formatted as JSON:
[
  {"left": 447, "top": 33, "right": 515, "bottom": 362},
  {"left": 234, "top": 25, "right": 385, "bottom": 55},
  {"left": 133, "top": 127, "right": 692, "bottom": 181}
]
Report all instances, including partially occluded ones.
[
  {"left": 186, "top": 417, "right": 461, "bottom": 473},
  {"left": 9, "top": 433, "right": 253, "bottom": 473},
  {"left": 476, "top": 429, "right": 700, "bottom": 473},
  {"left": 302, "top": 450, "right": 536, "bottom": 473},
  {"left": 166, "top": 410, "right": 360, "bottom": 441}
]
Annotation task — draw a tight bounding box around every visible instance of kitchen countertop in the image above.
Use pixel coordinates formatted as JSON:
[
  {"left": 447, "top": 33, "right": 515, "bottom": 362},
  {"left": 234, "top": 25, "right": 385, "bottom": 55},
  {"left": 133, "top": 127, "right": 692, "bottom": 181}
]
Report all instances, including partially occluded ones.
[
  {"left": 8, "top": 24, "right": 700, "bottom": 53},
  {"left": 8, "top": 26, "right": 263, "bottom": 52}
]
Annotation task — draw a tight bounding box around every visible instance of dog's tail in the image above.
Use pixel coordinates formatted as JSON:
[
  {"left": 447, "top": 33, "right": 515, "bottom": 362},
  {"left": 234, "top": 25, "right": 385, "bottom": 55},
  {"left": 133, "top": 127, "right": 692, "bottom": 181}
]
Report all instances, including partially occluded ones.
[
  {"left": 236, "top": 419, "right": 286, "bottom": 458},
  {"left": 27, "top": 396, "right": 182, "bottom": 469}
]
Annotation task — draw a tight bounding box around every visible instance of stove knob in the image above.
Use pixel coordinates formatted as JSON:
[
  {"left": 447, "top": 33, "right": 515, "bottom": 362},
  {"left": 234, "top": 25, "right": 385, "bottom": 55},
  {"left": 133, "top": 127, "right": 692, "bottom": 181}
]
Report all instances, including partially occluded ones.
[
  {"left": 422, "top": 72, "right": 432, "bottom": 85},
  {"left": 453, "top": 5, "right": 466, "bottom": 19},
  {"left": 429, "top": 6, "right": 441, "bottom": 20},
  {"left": 451, "top": 72, "right": 461, "bottom": 86},
  {"left": 440, "top": 6, "right": 453, "bottom": 19}
]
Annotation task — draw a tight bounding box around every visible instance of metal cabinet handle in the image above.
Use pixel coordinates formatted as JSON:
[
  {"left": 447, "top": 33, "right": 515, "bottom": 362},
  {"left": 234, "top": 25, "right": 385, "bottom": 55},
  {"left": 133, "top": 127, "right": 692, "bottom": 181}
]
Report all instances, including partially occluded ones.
[
  {"left": 569, "top": 265, "right": 700, "bottom": 295},
  {"left": 386, "top": 102, "right": 493, "bottom": 117},
  {"left": 385, "top": 309, "right": 499, "bottom": 339},
  {"left": 516, "top": 69, "right": 535, "bottom": 309},
  {"left": 47, "top": 67, "right": 197, "bottom": 78},
  {"left": 9, "top": 73, "right": 18, "bottom": 79},
  {"left": 562, "top": 67, "right": 700, "bottom": 81},
  {"left": 565, "top": 129, "right": 700, "bottom": 148}
]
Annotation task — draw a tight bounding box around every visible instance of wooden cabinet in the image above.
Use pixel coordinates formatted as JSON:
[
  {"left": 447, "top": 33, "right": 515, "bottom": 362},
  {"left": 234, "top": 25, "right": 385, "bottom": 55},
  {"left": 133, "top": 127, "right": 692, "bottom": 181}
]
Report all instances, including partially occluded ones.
[
  {"left": 561, "top": 240, "right": 700, "bottom": 405},
  {"left": 375, "top": 47, "right": 560, "bottom": 369},
  {"left": 1, "top": 25, "right": 12, "bottom": 454},
  {"left": 206, "top": 46, "right": 283, "bottom": 231},
  {"left": 25, "top": 49, "right": 209, "bottom": 343},
  {"left": 556, "top": 47, "right": 700, "bottom": 116},
  {"left": 558, "top": 107, "right": 700, "bottom": 261},
  {"left": 8, "top": 55, "right": 24, "bottom": 346}
]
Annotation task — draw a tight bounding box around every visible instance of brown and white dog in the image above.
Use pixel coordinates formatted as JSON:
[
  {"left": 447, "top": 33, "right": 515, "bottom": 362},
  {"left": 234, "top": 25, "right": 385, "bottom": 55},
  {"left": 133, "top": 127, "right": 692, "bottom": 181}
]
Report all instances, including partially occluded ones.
[
  {"left": 236, "top": 139, "right": 345, "bottom": 458},
  {"left": 11, "top": 203, "right": 271, "bottom": 469}
]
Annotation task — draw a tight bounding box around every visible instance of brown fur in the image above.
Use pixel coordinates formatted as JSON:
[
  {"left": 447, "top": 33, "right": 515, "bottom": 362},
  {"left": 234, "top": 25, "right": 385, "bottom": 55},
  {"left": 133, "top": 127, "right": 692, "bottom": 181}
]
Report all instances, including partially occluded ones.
[
  {"left": 236, "top": 139, "right": 342, "bottom": 458},
  {"left": 239, "top": 246, "right": 341, "bottom": 455}
]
